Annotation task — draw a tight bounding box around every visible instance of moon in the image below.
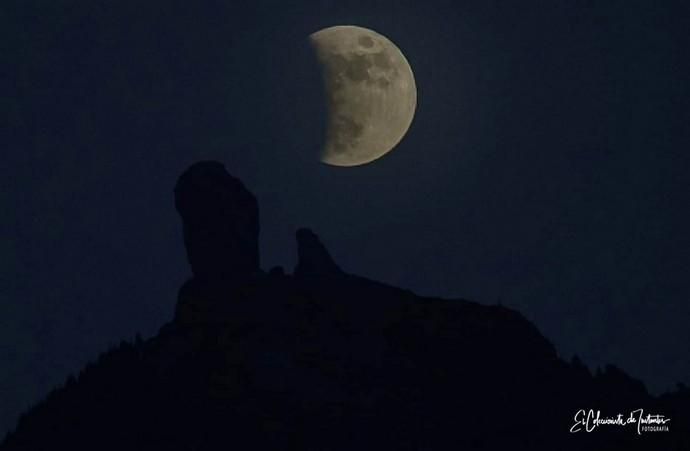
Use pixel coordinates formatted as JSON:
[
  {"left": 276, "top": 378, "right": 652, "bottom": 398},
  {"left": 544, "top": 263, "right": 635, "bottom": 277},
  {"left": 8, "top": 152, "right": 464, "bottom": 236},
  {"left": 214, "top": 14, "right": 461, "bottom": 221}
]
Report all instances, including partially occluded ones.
[{"left": 310, "top": 26, "right": 417, "bottom": 167}]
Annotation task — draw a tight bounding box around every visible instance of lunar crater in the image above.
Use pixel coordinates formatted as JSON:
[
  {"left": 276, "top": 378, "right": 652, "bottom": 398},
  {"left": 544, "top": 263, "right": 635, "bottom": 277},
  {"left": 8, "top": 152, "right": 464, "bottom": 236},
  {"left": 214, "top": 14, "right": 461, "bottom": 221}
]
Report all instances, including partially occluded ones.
[
  {"left": 329, "top": 114, "right": 364, "bottom": 154},
  {"left": 325, "top": 50, "right": 398, "bottom": 90},
  {"left": 358, "top": 35, "right": 374, "bottom": 48}
]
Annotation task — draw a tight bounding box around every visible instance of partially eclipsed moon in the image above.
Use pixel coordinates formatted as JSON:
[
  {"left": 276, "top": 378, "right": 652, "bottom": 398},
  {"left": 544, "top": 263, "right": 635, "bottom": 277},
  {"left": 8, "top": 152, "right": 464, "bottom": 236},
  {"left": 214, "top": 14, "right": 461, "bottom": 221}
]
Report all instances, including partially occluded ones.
[{"left": 310, "top": 26, "right": 417, "bottom": 167}]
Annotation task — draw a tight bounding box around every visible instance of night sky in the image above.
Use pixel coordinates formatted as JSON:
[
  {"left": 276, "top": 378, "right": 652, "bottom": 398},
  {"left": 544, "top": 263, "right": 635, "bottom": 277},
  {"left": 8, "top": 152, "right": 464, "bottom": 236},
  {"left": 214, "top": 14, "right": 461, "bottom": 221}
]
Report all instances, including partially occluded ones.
[{"left": 3, "top": 0, "right": 689, "bottom": 435}]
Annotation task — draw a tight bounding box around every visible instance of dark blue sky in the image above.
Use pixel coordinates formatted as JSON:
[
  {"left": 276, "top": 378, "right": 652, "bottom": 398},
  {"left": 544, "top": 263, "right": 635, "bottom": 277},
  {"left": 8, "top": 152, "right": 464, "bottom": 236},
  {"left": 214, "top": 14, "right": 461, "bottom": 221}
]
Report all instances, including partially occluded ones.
[{"left": 2, "top": 0, "right": 689, "bottom": 435}]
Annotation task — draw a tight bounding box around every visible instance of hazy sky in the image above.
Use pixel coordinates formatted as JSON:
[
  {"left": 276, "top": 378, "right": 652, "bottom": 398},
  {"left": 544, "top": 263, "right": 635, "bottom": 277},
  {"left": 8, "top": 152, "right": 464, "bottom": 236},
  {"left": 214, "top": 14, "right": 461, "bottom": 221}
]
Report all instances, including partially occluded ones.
[{"left": 2, "top": 0, "right": 689, "bottom": 436}]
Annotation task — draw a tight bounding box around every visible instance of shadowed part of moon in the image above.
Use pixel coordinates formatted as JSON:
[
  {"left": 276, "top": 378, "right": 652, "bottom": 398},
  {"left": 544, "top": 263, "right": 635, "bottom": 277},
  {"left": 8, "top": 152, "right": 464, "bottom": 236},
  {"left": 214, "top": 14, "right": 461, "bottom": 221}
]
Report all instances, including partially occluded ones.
[{"left": 310, "top": 25, "right": 417, "bottom": 167}]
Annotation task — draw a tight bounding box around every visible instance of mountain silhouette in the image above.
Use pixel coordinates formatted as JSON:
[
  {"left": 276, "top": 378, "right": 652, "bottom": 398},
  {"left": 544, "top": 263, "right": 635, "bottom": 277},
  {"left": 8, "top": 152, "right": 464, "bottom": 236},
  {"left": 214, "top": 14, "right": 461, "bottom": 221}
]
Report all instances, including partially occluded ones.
[{"left": 2, "top": 161, "right": 688, "bottom": 450}]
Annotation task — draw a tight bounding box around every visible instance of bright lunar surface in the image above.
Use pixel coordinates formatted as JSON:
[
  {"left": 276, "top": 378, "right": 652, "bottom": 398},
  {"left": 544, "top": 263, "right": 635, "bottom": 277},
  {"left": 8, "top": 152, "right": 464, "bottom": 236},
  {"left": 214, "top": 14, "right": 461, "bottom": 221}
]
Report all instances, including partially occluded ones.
[{"left": 310, "top": 25, "right": 417, "bottom": 167}]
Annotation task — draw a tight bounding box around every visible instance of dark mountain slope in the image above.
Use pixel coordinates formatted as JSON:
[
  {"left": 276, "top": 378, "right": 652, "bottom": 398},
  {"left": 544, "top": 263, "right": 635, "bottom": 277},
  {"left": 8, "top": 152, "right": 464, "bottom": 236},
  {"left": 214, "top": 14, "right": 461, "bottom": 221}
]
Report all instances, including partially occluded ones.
[{"left": 3, "top": 162, "right": 688, "bottom": 450}]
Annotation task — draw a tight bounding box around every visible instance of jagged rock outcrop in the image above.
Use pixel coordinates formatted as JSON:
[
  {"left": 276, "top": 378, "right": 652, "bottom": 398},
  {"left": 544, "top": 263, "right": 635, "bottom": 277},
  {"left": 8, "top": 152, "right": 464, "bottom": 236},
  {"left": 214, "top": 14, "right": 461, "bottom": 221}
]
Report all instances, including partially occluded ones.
[
  {"left": 294, "top": 227, "right": 343, "bottom": 277},
  {"left": 174, "top": 161, "right": 260, "bottom": 282},
  {"left": 174, "top": 161, "right": 262, "bottom": 325}
]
